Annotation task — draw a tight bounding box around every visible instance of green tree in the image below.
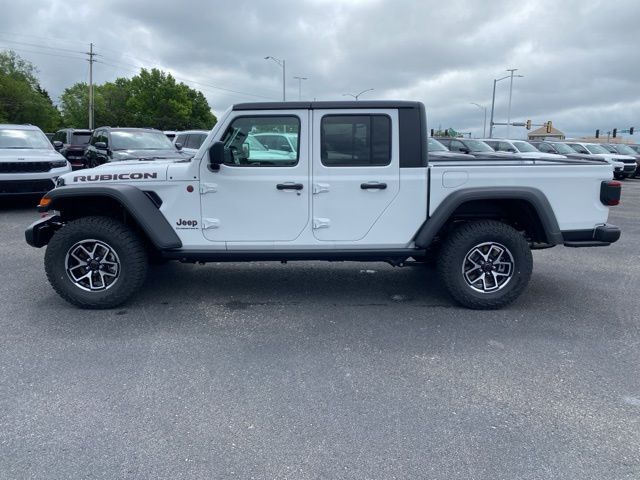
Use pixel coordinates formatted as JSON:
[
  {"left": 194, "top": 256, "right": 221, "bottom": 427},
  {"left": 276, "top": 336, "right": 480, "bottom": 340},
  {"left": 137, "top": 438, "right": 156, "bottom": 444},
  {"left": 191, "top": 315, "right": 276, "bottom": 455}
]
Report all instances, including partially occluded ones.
[
  {"left": 59, "top": 68, "right": 216, "bottom": 130},
  {"left": 0, "top": 50, "right": 61, "bottom": 131}
]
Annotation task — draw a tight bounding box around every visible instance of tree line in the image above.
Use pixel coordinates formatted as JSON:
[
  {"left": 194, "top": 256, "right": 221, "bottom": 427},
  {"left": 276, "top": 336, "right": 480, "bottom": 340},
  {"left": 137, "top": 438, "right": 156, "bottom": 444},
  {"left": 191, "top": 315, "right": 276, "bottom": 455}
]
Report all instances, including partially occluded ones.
[{"left": 0, "top": 50, "right": 217, "bottom": 132}]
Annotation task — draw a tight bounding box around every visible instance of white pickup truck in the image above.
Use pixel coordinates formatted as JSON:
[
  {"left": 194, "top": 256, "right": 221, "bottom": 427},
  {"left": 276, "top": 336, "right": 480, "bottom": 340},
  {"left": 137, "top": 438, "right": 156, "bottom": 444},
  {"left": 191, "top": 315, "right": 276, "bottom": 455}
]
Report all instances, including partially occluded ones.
[{"left": 25, "top": 101, "right": 622, "bottom": 310}]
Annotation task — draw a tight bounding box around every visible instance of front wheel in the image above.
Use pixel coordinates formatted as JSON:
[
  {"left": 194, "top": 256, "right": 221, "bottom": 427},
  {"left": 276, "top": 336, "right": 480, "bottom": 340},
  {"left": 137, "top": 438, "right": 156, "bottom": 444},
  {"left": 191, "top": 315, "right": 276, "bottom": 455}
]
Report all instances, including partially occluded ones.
[
  {"left": 44, "top": 216, "right": 148, "bottom": 309},
  {"left": 437, "top": 220, "right": 533, "bottom": 309}
]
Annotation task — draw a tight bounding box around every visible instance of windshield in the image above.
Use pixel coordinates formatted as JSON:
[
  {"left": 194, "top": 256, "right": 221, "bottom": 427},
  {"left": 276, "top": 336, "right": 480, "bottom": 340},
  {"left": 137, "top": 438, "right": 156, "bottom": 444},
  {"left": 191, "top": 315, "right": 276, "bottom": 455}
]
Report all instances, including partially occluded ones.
[
  {"left": 513, "top": 141, "right": 539, "bottom": 153},
  {"left": 111, "top": 131, "right": 176, "bottom": 150},
  {"left": 428, "top": 138, "right": 448, "bottom": 152},
  {"left": 586, "top": 144, "right": 610, "bottom": 155},
  {"left": 71, "top": 132, "right": 92, "bottom": 145},
  {"left": 550, "top": 143, "right": 576, "bottom": 154},
  {"left": 465, "top": 140, "right": 494, "bottom": 152},
  {"left": 613, "top": 144, "right": 636, "bottom": 155},
  {"left": 0, "top": 129, "right": 51, "bottom": 149},
  {"left": 600, "top": 144, "right": 617, "bottom": 153}
]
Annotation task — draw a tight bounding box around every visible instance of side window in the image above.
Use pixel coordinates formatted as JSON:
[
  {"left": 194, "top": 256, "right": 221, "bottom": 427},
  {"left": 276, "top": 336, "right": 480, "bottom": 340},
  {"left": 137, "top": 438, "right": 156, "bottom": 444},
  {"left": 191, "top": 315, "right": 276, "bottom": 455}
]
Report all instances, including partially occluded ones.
[
  {"left": 185, "top": 133, "right": 205, "bottom": 149},
  {"left": 484, "top": 140, "right": 498, "bottom": 150},
  {"left": 90, "top": 131, "right": 99, "bottom": 145},
  {"left": 498, "top": 142, "right": 514, "bottom": 152},
  {"left": 175, "top": 133, "right": 188, "bottom": 146},
  {"left": 54, "top": 131, "right": 65, "bottom": 142},
  {"left": 569, "top": 144, "right": 588, "bottom": 154},
  {"left": 321, "top": 115, "right": 391, "bottom": 167},
  {"left": 220, "top": 116, "right": 300, "bottom": 166},
  {"left": 538, "top": 144, "right": 552, "bottom": 153},
  {"left": 449, "top": 140, "right": 466, "bottom": 152}
]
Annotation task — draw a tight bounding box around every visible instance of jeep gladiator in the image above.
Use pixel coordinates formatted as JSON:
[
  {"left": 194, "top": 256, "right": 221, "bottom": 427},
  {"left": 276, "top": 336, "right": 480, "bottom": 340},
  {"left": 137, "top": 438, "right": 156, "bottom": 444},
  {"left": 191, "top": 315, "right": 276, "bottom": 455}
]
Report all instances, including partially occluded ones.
[{"left": 25, "top": 101, "right": 622, "bottom": 309}]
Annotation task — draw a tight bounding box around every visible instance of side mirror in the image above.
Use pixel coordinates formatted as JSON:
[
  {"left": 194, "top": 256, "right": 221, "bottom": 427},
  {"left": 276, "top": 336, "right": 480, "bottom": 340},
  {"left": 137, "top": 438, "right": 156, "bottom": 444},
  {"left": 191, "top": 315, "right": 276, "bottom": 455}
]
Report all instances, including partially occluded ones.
[
  {"left": 508, "top": 148, "right": 516, "bottom": 153},
  {"left": 53, "top": 141, "right": 63, "bottom": 150},
  {"left": 242, "top": 142, "right": 250, "bottom": 158},
  {"left": 280, "top": 143, "right": 292, "bottom": 152},
  {"left": 175, "top": 142, "right": 183, "bottom": 150},
  {"left": 95, "top": 142, "right": 107, "bottom": 150},
  {"left": 208, "top": 141, "right": 226, "bottom": 170},
  {"left": 461, "top": 148, "right": 470, "bottom": 154}
]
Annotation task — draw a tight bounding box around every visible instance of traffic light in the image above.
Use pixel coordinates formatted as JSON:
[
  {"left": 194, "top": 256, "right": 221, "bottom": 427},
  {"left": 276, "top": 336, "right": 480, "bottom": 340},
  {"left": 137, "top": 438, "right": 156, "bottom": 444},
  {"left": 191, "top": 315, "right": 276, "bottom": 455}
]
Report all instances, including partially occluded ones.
[
  {"left": 545, "top": 121, "right": 552, "bottom": 133},
  {"left": 526, "top": 119, "right": 532, "bottom": 130},
  {"left": 595, "top": 129, "right": 600, "bottom": 139},
  {"left": 631, "top": 127, "right": 635, "bottom": 135},
  {"left": 612, "top": 128, "right": 617, "bottom": 138}
]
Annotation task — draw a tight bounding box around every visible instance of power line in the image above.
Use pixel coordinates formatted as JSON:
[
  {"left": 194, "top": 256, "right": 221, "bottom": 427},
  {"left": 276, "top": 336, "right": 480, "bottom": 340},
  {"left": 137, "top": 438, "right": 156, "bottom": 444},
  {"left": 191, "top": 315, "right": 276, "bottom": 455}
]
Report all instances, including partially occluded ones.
[
  {"left": 0, "top": 45, "right": 85, "bottom": 61},
  {"left": 0, "top": 38, "right": 84, "bottom": 55}
]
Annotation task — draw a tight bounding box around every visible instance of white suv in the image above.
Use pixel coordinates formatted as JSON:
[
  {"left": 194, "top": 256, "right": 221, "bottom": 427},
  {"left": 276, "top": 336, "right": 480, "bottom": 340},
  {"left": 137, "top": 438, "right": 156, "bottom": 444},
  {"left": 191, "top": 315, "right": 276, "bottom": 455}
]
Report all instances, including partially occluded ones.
[
  {"left": 482, "top": 139, "right": 567, "bottom": 160},
  {"left": 564, "top": 142, "right": 636, "bottom": 179},
  {"left": 0, "top": 124, "right": 70, "bottom": 196}
]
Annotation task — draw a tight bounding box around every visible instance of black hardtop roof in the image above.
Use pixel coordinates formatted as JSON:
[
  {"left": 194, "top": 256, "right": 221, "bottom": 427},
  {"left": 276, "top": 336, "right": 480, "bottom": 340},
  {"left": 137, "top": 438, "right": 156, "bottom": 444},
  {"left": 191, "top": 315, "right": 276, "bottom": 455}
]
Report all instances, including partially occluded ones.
[{"left": 233, "top": 100, "right": 423, "bottom": 111}]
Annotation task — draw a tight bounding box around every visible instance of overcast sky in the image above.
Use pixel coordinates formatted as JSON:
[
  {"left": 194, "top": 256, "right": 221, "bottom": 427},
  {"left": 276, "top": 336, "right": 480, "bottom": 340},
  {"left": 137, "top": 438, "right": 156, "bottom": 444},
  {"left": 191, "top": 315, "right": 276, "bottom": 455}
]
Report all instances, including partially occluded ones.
[{"left": 1, "top": 0, "right": 639, "bottom": 138}]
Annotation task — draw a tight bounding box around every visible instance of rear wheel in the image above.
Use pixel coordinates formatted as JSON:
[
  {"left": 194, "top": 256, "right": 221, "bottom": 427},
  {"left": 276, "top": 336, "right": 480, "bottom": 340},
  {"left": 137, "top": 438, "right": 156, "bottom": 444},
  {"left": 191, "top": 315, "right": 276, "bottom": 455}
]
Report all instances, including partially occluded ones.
[
  {"left": 44, "top": 216, "right": 148, "bottom": 309},
  {"left": 437, "top": 220, "right": 532, "bottom": 309}
]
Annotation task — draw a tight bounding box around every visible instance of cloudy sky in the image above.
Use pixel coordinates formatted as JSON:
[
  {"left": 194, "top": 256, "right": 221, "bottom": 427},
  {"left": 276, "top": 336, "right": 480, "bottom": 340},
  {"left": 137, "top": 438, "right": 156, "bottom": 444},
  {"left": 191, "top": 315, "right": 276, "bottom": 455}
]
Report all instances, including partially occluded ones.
[{"left": 1, "top": 0, "right": 639, "bottom": 138}]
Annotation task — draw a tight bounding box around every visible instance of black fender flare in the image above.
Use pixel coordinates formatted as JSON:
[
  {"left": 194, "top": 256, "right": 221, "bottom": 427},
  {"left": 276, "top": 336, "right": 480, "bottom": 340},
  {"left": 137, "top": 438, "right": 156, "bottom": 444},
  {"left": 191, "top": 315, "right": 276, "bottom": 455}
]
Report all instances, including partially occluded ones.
[
  {"left": 414, "top": 187, "right": 563, "bottom": 248},
  {"left": 37, "top": 185, "right": 182, "bottom": 250}
]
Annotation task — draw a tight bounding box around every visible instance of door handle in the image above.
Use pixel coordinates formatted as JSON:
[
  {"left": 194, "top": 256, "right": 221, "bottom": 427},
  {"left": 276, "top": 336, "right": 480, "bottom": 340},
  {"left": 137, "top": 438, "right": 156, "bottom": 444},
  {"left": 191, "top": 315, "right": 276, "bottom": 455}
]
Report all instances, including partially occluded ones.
[
  {"left": 276, "top": 183, "right": 304, "bottom": 190},
  {"left": 360, "top": 182, "right": 387, "bottom": 190}
]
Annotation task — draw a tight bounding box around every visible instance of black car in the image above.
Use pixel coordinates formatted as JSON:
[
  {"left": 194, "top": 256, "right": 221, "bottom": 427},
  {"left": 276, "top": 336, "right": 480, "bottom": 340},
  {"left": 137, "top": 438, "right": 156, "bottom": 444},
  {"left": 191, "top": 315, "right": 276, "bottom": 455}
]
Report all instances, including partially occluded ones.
[
  {"left": 51, "top": 128, "right": 93, "bottom": 170},
  {"left": 434, "top": 137, "right": 511, "bottom": 158},
  {"left": 84, "top": 127, "right": 192, "bottom": 168},
  {"left": 528, "top": 141, "right": 596, "bottom": 160}
]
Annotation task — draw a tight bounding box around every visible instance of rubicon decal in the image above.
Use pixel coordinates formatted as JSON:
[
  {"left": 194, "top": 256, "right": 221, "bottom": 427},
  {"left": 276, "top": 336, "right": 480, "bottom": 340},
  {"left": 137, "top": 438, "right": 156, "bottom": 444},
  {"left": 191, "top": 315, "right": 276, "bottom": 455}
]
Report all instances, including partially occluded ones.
[
  {"left": 175, "top": 218, "right": 199, "bottom": 230},
  {"left": 73, "top": 172, "right": 158, "bottom": 182}
]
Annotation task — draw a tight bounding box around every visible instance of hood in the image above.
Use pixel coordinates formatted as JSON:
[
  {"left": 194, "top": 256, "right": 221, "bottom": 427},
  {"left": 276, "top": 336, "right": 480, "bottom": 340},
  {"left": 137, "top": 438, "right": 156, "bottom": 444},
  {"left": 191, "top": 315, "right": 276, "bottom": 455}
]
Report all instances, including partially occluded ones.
[
  {"left": 517, "top": 152, "right": 567, "bottom": 160},
  {"left": 111, "top": 148, "right": 191, "bottom": 162},
  {"left": 59, "top": 160, "right": 170, "bottom": 185},
  {"left": 0, "top": 148, "right": 65, "bottom": 161},
  {"left": 606, "top": 153, "right": 636, "bottom": 161}
]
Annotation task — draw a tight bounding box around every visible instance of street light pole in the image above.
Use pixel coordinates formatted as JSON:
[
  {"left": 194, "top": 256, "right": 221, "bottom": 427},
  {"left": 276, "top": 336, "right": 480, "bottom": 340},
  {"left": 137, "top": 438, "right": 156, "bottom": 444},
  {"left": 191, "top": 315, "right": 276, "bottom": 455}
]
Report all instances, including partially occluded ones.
[
  {"left": 264, "top": 56, "right": 286, "bottom": 101},
  {"left": 489, "top": 73, "right": 523, "bottom": 138},
  {"left": 470, "top": 102, "right": 487, "bottom": 138},
  {"left": 342, "top": 88, "right": 374, "bottom": 100},
  {"left": 506, "top": 68, "right": 518, "bottom": 137},
  {"left": 293, "top": 76, "right": 308, "bottom": 101}
]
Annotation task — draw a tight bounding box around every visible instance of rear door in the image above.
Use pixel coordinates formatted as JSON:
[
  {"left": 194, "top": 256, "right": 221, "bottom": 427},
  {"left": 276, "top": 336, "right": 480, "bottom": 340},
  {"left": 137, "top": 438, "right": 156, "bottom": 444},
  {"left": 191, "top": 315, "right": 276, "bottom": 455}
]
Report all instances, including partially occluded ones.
[{"left": 311, "top": 110, "right": 399, "bottom": 242}]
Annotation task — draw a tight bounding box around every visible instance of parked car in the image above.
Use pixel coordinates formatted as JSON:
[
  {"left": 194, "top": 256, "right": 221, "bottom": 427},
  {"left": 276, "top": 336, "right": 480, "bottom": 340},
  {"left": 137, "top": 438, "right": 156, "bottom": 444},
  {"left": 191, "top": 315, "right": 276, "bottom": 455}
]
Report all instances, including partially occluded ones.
[
  {"left": 601, "top": 144, "right": 640, "bottom": 177},
  {"left": 482, "top": 139, "right": 566, "bottom": 160},
  {"left": 529, "top": 140, "right": 598, "bottom": 160},
  {"left": 427, "top": 137, "right": 475, "bottom": 160},
  {"left": 28, "top": 100, "right": 621, "bottom": 310},
  {"left": 51, "top": 128, "right": 93, "bottom": 170},
  {"left": 84, "top": 127, "right": 192, "bottom": 168},
  {"left": 173, "top": 130, "right": 209, "bottom": 155},
  {"left": 252, "top": 132, "right": 299, "bottom": 153},
  {"left": 434, "top": 137, "right": 510, "bottom": 158},
  {"left": 564, "top": 142, "right": 636, "bottom": 179},
  {"left": 0, "top": 124, "right": 70, "bottom": 196}
]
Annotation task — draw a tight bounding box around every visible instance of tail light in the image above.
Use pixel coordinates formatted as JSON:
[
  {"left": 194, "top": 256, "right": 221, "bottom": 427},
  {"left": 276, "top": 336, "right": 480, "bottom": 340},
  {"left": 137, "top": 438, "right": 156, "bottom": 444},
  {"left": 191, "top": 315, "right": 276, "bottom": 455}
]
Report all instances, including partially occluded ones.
[{"left": 600, "top": 180, "right": 621, "bottom": 206}]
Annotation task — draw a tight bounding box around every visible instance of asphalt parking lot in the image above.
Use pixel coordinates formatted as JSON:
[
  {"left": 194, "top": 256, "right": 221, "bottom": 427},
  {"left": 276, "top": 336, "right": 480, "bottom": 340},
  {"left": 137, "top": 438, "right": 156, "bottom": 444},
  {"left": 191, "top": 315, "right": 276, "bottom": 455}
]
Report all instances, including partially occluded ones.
[{"left": 1, "top": 181, "right": 639, "bottom": 480}]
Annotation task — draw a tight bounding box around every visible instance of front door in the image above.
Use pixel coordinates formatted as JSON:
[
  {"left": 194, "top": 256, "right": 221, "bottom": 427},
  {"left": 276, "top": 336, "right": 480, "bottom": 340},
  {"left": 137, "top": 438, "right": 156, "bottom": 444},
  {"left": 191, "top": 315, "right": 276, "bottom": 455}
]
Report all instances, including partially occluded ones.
[
  {"left": 311, "top": 110, "right": 400, "bottom": 242},
  {"left": 200, "top": 111, "right": 309, "bottom": 244}
]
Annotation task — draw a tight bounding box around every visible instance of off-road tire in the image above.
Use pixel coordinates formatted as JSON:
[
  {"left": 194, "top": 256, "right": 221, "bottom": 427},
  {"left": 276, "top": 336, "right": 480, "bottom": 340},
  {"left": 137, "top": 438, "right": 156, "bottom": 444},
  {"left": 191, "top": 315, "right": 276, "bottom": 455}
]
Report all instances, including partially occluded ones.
[
  {"left": 44, "top": 216, "right": 148, "bottom": 309},
  {"left": 437, "top": 220, "right": 533, "bottom": 309}
]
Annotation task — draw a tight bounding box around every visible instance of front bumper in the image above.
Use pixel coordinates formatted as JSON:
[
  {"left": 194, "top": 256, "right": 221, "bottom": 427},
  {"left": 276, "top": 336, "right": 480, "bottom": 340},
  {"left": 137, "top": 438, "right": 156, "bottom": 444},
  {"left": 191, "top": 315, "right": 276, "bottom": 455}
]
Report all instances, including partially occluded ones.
[
  {"left": 562, "top": 224, "right": 621, "bottom": 247},
  {"left": 25, "top": 215, "right": 62, "bottom": 248}
]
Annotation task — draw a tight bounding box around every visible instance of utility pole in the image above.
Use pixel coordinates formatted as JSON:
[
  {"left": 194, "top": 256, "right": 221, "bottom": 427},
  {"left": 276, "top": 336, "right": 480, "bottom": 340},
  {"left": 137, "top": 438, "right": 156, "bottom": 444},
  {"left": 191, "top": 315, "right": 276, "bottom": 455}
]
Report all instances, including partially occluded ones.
[
  {"left": 87, "top": 43, "right": 97, "bottom": 130},
  {"left": 506, "top": 68, "right": 518, "bottom": 137}
]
